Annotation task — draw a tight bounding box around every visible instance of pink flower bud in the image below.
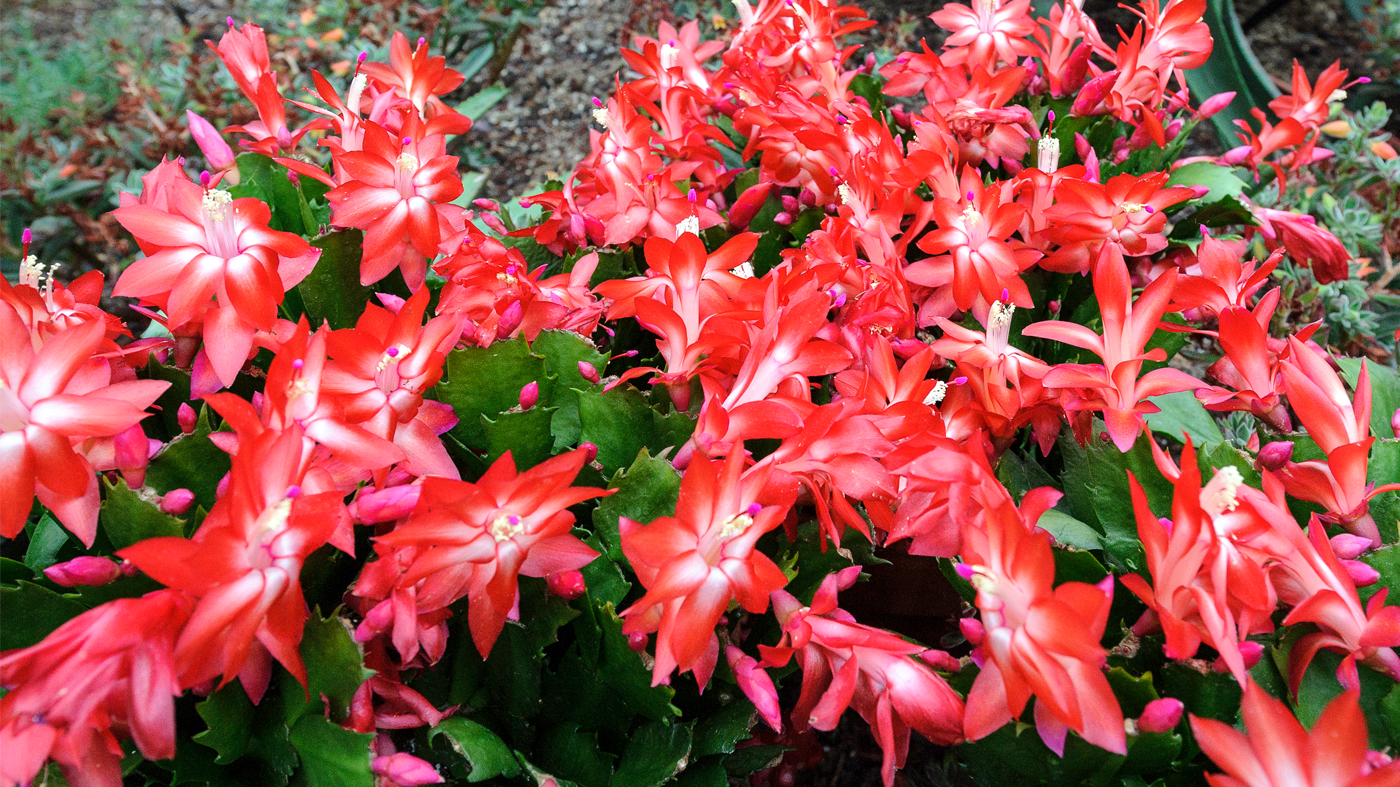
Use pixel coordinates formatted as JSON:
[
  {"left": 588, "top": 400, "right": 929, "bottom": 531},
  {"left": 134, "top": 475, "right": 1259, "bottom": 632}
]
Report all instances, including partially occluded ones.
[
  {"left": 497, "top": 300, "right": 524, "bottom": 337},
  {"left": 578, "top": 361, "right": 601, "bottom": 384},
  {"left": 772, "top": 211, "right": 794, "bottom": 226},
  {"left": 1256, "top": 441, "right": 1294, "bottom": 471},
  {"left": 727, "top": 646, "right": 782, "bottom": 732},
  {"left": 959, "top": 617, "right": 985, "bottom": 645},
  {"left": 1344, "top": 560, "right": 1380, "bottom": 587},
  {"left": 472, "top": 198, "right": 502, "bottom": 212},
  {"left": 1331, "top": 533, "right": 1374, "bottom": 560},
  {"left": 113, "top": 424, "right": 151, "bottom": 487},
  {"left": 1392, "top": 407, "right": 1400, "bottom": 439},
  {"left": 1239, "top": 640, "right": 1264, "bottom": 669},
  {"left": 43, "top": 556, "right": 122, "bottom": 587},
  {"left": 1135, "top": 698, "right": 1183, "bottom": 733},
  {"left": 579, "top": 442, "right": 599, "bottom": 464},
  {"left": 921, "top": 649, "right": 962, "bottom": 672},
  {"left": 351, "top": 485, "right": 422, "bottom": 524},
  {"left": 728, "top": 181, "right": 774, "bottom": 231},
  {"left": 356, "top": 599, "right": 395, "bottom": 641},
  {"left": 1197, "top": 92, "right": 1236, "bottom": 120},
  {"left": 781, "top": 195, "right": 800, "bottom": 214},
  {"left": 159, "top": 488, "right": 196, "bottom": 515},
  {"left": 216, "top": 473, "right": 231, "bottom": 498},
  {"left": 178, "top": 403, "right": 198, "bottom": 434},
  {"left": 186, "top": 111, "right": 236, "bottom": 172},
  {"left": 546, "top": 570, "right": 586, "bottom": 600},
  {"left": 481, "top": 213, "right": 508, "bottom": 235},
  {"left": 372, "top": 753, "right": 444, "bottom": 786},
  {"left": 519, "top": 381, "right": 540, "bottom": 410},
  {"left": 627, "top": 630, "right": 649, "bottom": 652}
]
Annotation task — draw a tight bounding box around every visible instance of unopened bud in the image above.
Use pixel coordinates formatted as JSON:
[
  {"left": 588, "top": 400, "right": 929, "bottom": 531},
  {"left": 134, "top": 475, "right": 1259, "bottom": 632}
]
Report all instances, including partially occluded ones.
[
  {"left": 159, "top": 488, "right": 196, "bottom": 515},
  {"left": 1048, "top": 300, "right": 1061, "bottom": 314},
  {"left": 627, "top": 630, "right": 649, "bottom": 652},
  {"left": 1392, "top": 407, "right": 1400, "bottom": 438},
  {"left": 472, "top": 198, "right": 501, "bottom": 212},
  {"left": 1197, "top": 91, "right": 1236, "bottom": 120},
  {"left": 1320, "top": 119, "right": 1353, "bottom": 138},
  {"left": 519, "top": 381, "right": 540, "bottom": 410},
  {"left": 178, "top": 403, "right": 198, "bottom": 434},
  {"left": 1331, "top": 533, "right": 1374, "bottom": 560},
  {"left": 372, "top": 752, "right": 443, "bottom": 787},
  {"left": 781, "top": 195, "right": 800, "bottom": 214},
  {"left": 1238, "top": 640, "right": 1264, "bottom": 669},
  {"left": 578, "top": 361, "right": 601, "bottom": 384},
  {"left": 481, "top": 213, "right": 508, "bottom": 235},
  {"left": 1344, "top": 560, "right": 1381, "bottom": 586},
  {"left": 772, "top": 211, "right": 794, "bottom": 226},
  {"left": 1256, "top": 441, "right": 1294, "bottom": 471},
  {"left": 546, "top": 570, "right": 587, "bottom": 600},
  {"left": 1370, "top": 140, "right": 1398, "bottom": 160},
  {"left": 579, "top": 442, "right": 599, "bottom": 464},
  {"left": 497, "top": 300, "right": 524, "bottom": 336},
  {"left": 1135, "top": 698, "right": 1184, "bottom": 733},
  {"left": 959, "top": 617, "right": 985, "bottom": 645},
  {"left": 43, "top": 556, "right": 122, "bottom": 587},
  {"left": 921, "top": 649, "right": 962, "bottom": 672}
]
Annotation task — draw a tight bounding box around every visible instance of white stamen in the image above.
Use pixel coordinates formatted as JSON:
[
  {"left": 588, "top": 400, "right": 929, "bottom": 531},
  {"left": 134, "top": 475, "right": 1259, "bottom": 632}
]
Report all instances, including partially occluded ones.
[
  {"left": 1120, "top": 202, "right": 1146, "bottom": 214},
  {"left": 396, "top": 152, "right": 419, "bottom": 172},
  {"left": 962, "top": 204, "right": 983, "bottom": 226},
  {"left": 717, "top": 511, "right": 754, "bottom": 540},
  {"left": 345, "top": 73, "right": 368, "bottom": 112},
  {"left": 660, "top": 43, "right": 679, "bottom": 70},
  {"left": 592, "top": 106, "right": 610, "bottom": 126},
  {"left": 1037, "top": 136, "right": 1060, "bottom": 174},
  {"left": 837, "top": 183, "right": 855, "bottom": 206},
  {"left": 202, "top": 189, "right": 233, "bottom": 222},
  {"left": 923, "top": 380, "right": 948, "bottom": 406},
  {"left": 1201, "top": 465, "right": 1244, "bottom": 518},
  {"left": 19, "top": 255, "right": 46, "bottom": 289},
  {"left": 988, "top": 300, "right": 1015, "bottom": 349},
  {"left": 676, "top": 215, "right": 701, "bottom": 237},
  {"left": 732, "top": 261, "right": 755, "bottom": 279}
]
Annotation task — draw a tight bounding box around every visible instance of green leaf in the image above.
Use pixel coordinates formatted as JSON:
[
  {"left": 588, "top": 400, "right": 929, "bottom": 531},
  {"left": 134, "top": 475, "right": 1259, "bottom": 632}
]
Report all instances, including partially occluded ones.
[
  {"left": 0, "top": 581, "right": 86, "bottom": 650},
  {"left": 1339, "top": 359, "right": 1400, "bottom": 440},
  {"left": 690, "top": 699, "right": 756, "bottom": 758},
  {"left": 1165, "top": 162, "right": 1247, "bottom": 204},
  {"left": 459, "top": 83, "right": 509, "bottom": 120},
  {"left": 1160, "top": 662, "right": 1240, "bottom": 724},
  {"left": 1037, "top": 509, "right": 1103, "bottom": 551},
  {"left": 1144, "top": 391, "right": 1224, "bottom": 447},
  {"left": 294, "top": 607, "right": 373, "bottom": 725},
  {"left": 144, "top": 405, "right": 231, "bottom": 510},
  {"left": 296, "top": 229, "right": 374, "bottom": 330},
  {"left": 537, "top": 724, "right": 617, "bottom": 787},
  {"left": 611, "top": 720, "right": 693, "bottom": 787},
  {"left": 578, "top": 386, "right": 658, "bottom": 474},
  {"left": 481, "top": 406, "right": 556, "bottom": 469},
  {"left": 23, "top": 513, "right": 68, "bottom": 570},
  {"left": 195, "top": 682, "right": 256, "bottom": 764},
  {"left": 1291, "top": 648, "right": 1396, "bottom": 747},
  {"left": 430, "top": 717, "right": 522, "bottom": 782},
  {"left": 436, "top": 338, "right": 547, "bottom": 450},
  {"left": 229, "top": 153, "right": 314, "bottom": 235},
  {"left": 1184, "top": 0, "right": 1280, "bottom": 146},
  {"left": 287, "top": 715, "right": 375, "bottom": 787},
  {"left": 592, "top": 449, "right": 682, "bottom": 563},
  {"left": 720, "top": 745, "right": 786, "bottom": 776},
  {"left": 595, "top": 602, "right": 679, "bottom": 721},
  {"left": 1057, "top": 426, "right": 1171, "bottom": 573},
  {"left": 100, "top": 476, "right": 185, "bottom": 550},
  {"left": 532, "top": 330, "right": 611, "bottom": 392}
]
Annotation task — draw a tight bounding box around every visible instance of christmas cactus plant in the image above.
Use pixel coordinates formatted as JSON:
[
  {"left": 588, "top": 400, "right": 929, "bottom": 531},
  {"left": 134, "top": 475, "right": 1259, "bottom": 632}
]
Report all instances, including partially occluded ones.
[{"left": 4, "top": 3, "right": 1400, "bottom": 787}]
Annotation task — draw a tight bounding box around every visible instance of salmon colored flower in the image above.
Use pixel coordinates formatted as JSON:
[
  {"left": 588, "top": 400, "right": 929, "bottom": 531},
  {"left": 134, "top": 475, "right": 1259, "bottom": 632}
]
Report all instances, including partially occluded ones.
[
  {"left": 112, "top": 170, "right": 319, "bottom": 386},
  {"left": 1191, "top": 681, "right": 1400, "bottom": 787},
  {"left": 761, "top": 567, "right": 965, "bottom": 787},
  {"left": 0, "top": 308, "right": 169, "bottom": 544},
  {"left": 907, "top": 179, "right": 1040, "bottom": 311},
  {"left": 360, "top": 31, "right": 473, "bottom": 134},
  {"left": 0, "top": 590, "right": 192, "bottom": 787},
  {"left": 326, "top": 122, "right": 464, "bottom": 290},
  {"left": 1024, "top": 245, "right": 1204, "bottom": 451},
  {"left": 376, "top": 448, "right": 610, "bottom": 658},
  {"left": 619, "top": 449, "right": 795, "bottom": 689},
  {"left": 1041, "top": 171, "right": 1194, "bottom": 274},
  {"left": 931, "top": 0, "right": 1038, "bottom": 66}
]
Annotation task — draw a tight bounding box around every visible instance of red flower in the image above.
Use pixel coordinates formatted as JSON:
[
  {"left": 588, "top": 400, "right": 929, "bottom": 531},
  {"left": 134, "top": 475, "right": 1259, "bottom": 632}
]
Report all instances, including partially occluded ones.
[
  {"left": 761, "top": 567, "right": 965, "bottom": 787},
  {"left": 376, "top": 448, "right": 610, "bottom": 658},
  {"left": 119, "top": 425, "right": 346, "bottom": 698},
  {"left": 931, "top": 0, "right": 1038, "bottom": 66},
  {"left": 1025, "top": 245, "right": 1204, "bottom": 451},
  {"left": 1250, "top": 205, "right": 1351, "bottom": 285},
  {"left": 907, "top": 178, "right": 1040, "bottom": 312},
  {"left": 619, "top": 449, "right": 795, "bottom": 688},
  {"left": 0, "top": 590, "right": 191, "bottom": 787},
  {"left": 112, "top": 170, "right": 319, "bottom": 386},
  {"left": 1191, "top": 681, "right": 1400, "bottom": 787},
  {"left": 960, "top": 489, "right": 1126, "bottom": 755},
  {"left": 1041, "top": 172, "right": 1194, "bottom": 274},
  {"left": 326, "top": 122, "right": 464, "bottom": 291},
  {"left": 360, "top": 32, "right": 473, "bottom": 135},
  {"left": 0, "top": 309, "right": 169, "bottom": 544}
]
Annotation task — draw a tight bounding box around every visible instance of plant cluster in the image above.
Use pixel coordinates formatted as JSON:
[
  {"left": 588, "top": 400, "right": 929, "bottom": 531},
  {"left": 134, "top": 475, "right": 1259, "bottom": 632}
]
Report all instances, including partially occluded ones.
[{"left": 3, "top": 2, "right": 1400, "bottom": 787}]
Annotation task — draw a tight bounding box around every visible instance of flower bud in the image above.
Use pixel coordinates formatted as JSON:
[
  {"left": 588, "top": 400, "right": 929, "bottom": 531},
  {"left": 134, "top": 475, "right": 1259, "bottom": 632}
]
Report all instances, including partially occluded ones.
[
  {"left": 546, "top": 570, "right": 586, "bottom": 600},
  {"left": 1391, "top": 407, "right": 1400, "bottom": 439},
  {"left": 1135, "top": 698, "right": 1184, "bottom": 734},
  {"left": 178, "top": 402, "right": 198, "bottom": 434},
  {"left": 578, "top": 361, "right": 601, "bottom": 384},
  {"left": 1320, "top": 119, "right": 1352, "bottom": 138},
  {"left": 372, "top": 752, "right": 444, "bottom": 786},
  {"left": 519, "top": 381, "right": 540, "bottom": 410},
  {"left": 159, "top": 488, "right": 196, "bottom": 515},
  {"left": 1343, "top": 559, "right": 1380, "bottom": 587},
  {"left": 921, "top": 649, "right": 962, "bottom": 672},
  {"left": 627, "top": 630, "right": 649, "bottom": 652},
  {"left": 472, "top": 198, "right": 502, "bottom": 212},
  {"left": 1255, "top": 440, "right": 1294, "bottom": 472},
  {"left": 727, "top": 646, "right": 782, "bottom": 732},
  {"left": 351, "top": 484, "right": 422, "bottom": 524},
  {"left": 1197, "top": 91, "right": 1237, "bottom": 120},
  {"left": 1239, "top": 640, "right": 1264, "bottom": 669},
  {"left": 781, "top": 195, "right": 800, "bottom": 214},
  {"left": 1371, "top": 140, "right": 1398, "bottom": 160},
  {"left": 1331, "top": 533, "right": 1374, "bottom": 560},
  {"left": 727, "top": 181, "right": 773, "bottom": 231},
  {"left": 481, "top": 213, "right": 509, "bottom": 235},
  {"left": 497, "top": 300, "right": 524, "bottom": 337},
  {"left": 579, "top": 442, "right": 599, "bottom": 464},
  {"left": 959, "top": 617, "right": 986, "bottom": 646},
  {"left": 186, "top": 110, "right": 236, "bottom": 172},
  {"left": 43, "top": 556, "right": 122, "bottom": 587},
  {"left": 113, "top": 424, "right": 152, "bottom": 487},
  {"left": 772, "top": 211, "right": 794, "bottom": 227}
]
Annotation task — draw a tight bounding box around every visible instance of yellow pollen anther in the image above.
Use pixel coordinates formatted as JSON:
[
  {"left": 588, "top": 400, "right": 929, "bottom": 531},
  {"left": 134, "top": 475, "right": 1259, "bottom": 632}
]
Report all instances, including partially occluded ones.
[
  {"left": 490, "top": 513, "right": 525, "bottom": 543},
  {"left": 962, "top": 205, "right": 983, "bottom": 226},
  {"left": 396, "top": 152, "right": 419, "bottom": 172},
  {"left": 1120, "top": 202, "right": 1146, "bottom": 213},
  {"left": 377, "top": 344, "right": 410, "bottom": 373},
  {"left": 718, "top": 511, "right": 755, "bottom": 540},
  {"left": 1201, "top": 465, "right": 1243, "bottom": 518}
]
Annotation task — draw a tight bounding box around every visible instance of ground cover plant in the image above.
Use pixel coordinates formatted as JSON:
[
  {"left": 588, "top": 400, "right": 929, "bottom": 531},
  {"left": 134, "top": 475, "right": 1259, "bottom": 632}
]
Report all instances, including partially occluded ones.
[{"left": 3, "top": 1, "right": 1400, "bottom": 786}]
